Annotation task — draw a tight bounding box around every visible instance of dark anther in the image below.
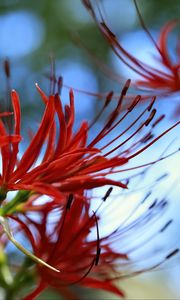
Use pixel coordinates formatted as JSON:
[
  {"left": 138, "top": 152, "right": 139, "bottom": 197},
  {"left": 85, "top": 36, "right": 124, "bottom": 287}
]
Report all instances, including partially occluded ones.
[
  {"left": 128, "top": 95, "right": 141, "bottom": 112},
  {"left": 4, "top": 59, "right": 10, "bottom": 78},
  {"left": 141, "top": 191, "right": 152, "bottom": 204},
  {"left": 66, "top": 194, "right": 74, "bottom": 210},
  {"left": 102, "top": 187, "right": 113, "bottom": 201},
  {"left": 160, "top": 220, "right": 173, "bottom": 233},
  {"left": 148, "top": 199, "right": 157, "bottom": 210},
  {"left": 152, "top": 115, "right": 165, "bottom": 128},
  {"left": 141, "top": 133, "right": 154, "bottom": 144},
  {"left": 105, "top": 91, "right": 114, "bottom": 107},
  {"left": 145, "top": 109, "right": 156, "bottom": 126},
  {"left": 147, "top": 96, "right": 156, "bottom": 111},
  {"left": 58, "top": 76, "right": 63, "bottom": 95},
  {"left": 160, "top": 200, "right": 168, "bottom": 208},
  {"left": 95, "top": 247, "right": 101, "bottom": 266},
  {"left": 121, "top": 79, "right": 131, "bottom": 97},
  {"left": 93, "top": 211, "right": 101, "bottom": 266},
  {"left": 166, "top": 248, "right": 179, "bottom": 260},
  {"left": 156, "top": 173, "right": 168, "bottom": 182}
]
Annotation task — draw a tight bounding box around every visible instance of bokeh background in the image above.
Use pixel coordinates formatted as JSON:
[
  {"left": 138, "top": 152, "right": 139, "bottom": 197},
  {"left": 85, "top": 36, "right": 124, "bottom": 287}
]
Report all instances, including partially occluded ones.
[{"left": 0, "top": 0, "right": 180, "bottom": 299}]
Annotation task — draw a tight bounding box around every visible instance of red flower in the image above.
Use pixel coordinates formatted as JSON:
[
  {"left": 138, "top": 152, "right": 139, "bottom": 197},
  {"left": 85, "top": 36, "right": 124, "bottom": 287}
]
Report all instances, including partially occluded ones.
[
  {"left": 12, "top": 193, "right": 126, "bottom": 299},
  {"left": 0, "top": 80, "right": 178, "bottom": 206},
  {"left": 82, "top": 0, "right": 180, "bottom": 95},
  {"left": 10, "top": 190, "right": 178, "bottom": 300}
]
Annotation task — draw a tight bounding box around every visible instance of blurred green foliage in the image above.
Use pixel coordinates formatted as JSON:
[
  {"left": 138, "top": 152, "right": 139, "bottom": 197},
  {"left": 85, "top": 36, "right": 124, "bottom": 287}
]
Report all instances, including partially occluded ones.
[{"left": 0, "top": 0, "right": 179, "bottom": 70}]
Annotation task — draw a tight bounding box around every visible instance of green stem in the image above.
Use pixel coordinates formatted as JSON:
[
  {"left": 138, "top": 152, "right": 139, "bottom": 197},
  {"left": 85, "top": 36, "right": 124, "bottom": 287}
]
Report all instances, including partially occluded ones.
[
  {"left": 0, "top": 190, "right": 30, "bottom": 216},
  {"left": 0, "top": 216, "right": 60, "bottom": 273},
  {"left": 4, "top": 257, "right": 35, "bottom": 300},
  {"left": 0, "top": 247, "right": 13, "bottom": 288}
]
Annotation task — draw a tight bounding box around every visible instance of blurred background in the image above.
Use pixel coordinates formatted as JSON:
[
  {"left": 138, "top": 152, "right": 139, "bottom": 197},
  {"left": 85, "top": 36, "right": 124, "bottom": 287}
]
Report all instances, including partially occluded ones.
[{"left": 0, "top": 0, "right": 180, "bottom": 299}]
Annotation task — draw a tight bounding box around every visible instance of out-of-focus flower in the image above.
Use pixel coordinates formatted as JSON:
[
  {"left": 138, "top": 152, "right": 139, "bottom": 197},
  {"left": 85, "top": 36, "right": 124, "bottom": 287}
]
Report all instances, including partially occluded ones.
[
  {"left": 20, "top": 193, "right": 127, "bottom": 299},
  {"left": 10, "top": 189, "right": 178, "bottom": 300},
  {"left": 1, "top": 78, "right": 177, "bottom": 210},
  {"left": 81, "top": 0, "right": 180, "bottom": 98}
]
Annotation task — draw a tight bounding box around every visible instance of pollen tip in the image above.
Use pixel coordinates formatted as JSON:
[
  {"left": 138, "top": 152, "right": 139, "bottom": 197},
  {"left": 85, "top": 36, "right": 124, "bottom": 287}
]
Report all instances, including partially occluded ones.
[
  {"left": 148, "top": 199, "right": 157, "bottom": 209},
  {"left": 127, "top": 78, "right": 131, "bottom": 85},
  {"left": 102, "top": 187, "right": 113, "bottom": 201},
  {"left": 121, "top": 79, "right": 131, "bottom": 96},
  {"left": 4, "top": 59, "right": 10, "bottom": 78},
  {"left": 166, "top": 248, "right": 179, "bottom": 260},
  {"left": 160, "top": 220, "right": 173, "bottom": 233},
  {"left": 95, "top": 247, "right": 101, "bottom": 266},
  {"left": 145, "top": 109, "right": 156, "bottom": 126}
]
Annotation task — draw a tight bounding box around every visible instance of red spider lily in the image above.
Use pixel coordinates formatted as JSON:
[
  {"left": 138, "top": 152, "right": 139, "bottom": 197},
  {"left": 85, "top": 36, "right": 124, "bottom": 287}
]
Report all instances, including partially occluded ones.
[
  {"left": 0, "top": 80, "right": 178, "bottom": 208},
  {"left": 82, "top": 0, "right": 180, "bottom": 96},
  {"left": 9, "top": 189, "right": 179, "bottom": 300},
  {"left": 11, "top": 193, "right": 127, "bottom": 299}
]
